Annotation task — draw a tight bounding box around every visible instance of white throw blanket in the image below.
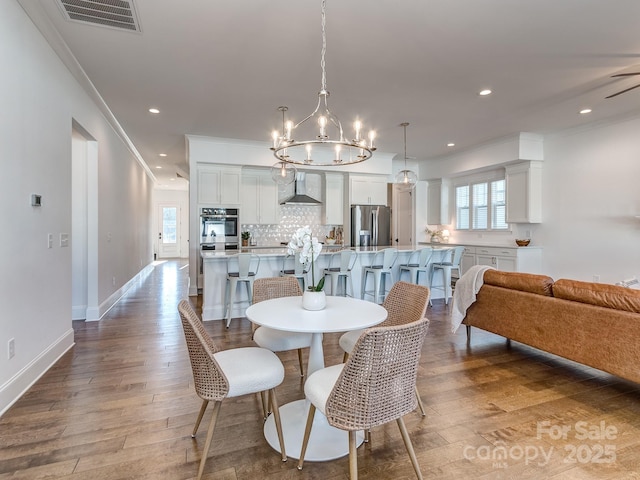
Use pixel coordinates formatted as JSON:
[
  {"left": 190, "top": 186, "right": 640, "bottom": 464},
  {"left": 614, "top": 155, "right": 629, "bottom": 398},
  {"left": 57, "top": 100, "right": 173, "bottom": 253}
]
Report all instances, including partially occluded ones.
[{"left": 450, "top": 265, "right": 494, "bottom": 333}]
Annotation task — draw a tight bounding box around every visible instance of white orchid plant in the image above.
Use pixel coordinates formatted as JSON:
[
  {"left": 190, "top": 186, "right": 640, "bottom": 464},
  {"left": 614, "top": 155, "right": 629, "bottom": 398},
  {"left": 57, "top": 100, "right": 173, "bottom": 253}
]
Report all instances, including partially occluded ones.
[{"left": 287, "top": 226, "right": 325, "bottom": 292}]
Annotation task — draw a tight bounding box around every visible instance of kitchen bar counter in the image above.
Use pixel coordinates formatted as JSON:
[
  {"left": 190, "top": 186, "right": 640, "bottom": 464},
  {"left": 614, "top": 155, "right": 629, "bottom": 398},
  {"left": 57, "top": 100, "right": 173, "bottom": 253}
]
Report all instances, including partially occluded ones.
[{"left": 200, "top": 245, "right": 449, "bottom": 321}]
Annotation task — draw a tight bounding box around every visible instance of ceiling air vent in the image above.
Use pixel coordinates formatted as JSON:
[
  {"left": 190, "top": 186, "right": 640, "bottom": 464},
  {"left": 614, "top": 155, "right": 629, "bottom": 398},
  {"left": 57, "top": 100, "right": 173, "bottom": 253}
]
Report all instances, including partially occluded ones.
[{"left": 57, "top": 0, "right": 142, "bottom": 33}]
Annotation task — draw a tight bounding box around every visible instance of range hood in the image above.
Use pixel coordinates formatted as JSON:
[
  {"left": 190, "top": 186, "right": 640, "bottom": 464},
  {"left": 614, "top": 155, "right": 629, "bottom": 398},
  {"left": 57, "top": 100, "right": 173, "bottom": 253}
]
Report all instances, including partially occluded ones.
[{"left": 280, "top": 172, "right": 322, "bottom": 205}]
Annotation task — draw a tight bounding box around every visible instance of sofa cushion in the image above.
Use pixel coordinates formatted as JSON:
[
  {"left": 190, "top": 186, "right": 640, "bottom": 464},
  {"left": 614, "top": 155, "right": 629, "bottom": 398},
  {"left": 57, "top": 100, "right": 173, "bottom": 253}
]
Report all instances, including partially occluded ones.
[
  {"left": 482, "top": 269, "right": 554, "bottom": 296},
  {"left": 553, "top": 279, "right": 640, "bottom": 314}
]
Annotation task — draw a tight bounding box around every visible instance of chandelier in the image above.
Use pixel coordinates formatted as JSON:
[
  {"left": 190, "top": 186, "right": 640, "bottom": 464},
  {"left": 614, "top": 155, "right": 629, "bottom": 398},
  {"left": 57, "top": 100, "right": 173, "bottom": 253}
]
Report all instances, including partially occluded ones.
[
  {"left": 394, "top": 122, "right": 418, "bottom": 191},
  {"left": 269, "top": 0, "right": 376, "bottom": 166}
]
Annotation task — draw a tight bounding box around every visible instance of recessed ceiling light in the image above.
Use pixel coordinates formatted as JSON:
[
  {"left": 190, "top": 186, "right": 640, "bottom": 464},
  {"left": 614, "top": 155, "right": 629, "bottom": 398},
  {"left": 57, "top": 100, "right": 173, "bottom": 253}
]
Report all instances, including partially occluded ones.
[
  {"left": 478, "top": 89, "right": 492, "bottom": 96},
  {"left": 155, "top": 166, "right": 162, "bottom": 169},
  {"left": 159, "top": 153, "right": 167, "bottom": 157},
  {"left": 579, "top": 108, "right": 592, "bottom": 114},
  {"left": 447, "top": 143, "right": 455, "bottom": 147},
  {"left": 148, "top": 108, "right": 160, "bottom": 114}
]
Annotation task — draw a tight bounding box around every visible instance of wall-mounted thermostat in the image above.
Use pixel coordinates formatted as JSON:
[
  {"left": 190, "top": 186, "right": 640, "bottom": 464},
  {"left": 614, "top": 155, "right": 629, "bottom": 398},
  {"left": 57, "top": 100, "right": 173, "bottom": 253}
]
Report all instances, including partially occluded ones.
[{"left": 31, "top": 194, "right": 42, "bottom": 207}]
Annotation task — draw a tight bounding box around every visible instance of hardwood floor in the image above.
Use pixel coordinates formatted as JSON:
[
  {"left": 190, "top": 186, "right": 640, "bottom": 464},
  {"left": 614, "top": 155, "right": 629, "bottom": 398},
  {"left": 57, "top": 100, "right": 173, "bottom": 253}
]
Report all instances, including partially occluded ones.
[{"left": 2, "top": 259, "right": 640, "bottom": 479}]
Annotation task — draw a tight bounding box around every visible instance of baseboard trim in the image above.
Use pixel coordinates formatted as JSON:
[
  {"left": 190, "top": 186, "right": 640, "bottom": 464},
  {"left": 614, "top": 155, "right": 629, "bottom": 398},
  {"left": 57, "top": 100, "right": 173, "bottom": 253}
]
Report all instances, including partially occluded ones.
[
  {"left": 0, "top": 328, "right": 75, "bottom": 417},
  {"left": 86, "top": 264, "right": 154, "bottom": 321}
]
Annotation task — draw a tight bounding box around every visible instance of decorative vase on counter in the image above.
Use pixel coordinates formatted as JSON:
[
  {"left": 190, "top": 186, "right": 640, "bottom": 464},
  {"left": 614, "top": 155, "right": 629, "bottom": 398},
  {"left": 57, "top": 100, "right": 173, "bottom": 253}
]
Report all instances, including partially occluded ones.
[{"left": 302, "top": 290, "right": 326, "bottom": 311}]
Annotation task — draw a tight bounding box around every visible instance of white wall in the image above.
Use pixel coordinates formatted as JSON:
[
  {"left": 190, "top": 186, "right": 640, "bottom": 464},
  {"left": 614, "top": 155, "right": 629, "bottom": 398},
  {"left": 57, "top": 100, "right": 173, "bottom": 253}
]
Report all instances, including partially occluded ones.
[
  {"left": 420, "top": 122, "right": 640, "bottom": 283},
  {"left": 0, "top": 1, "right": 154, "bottom": 415},
  {"left": 538, "top": 118, "right": 640, "bottom": 283}
]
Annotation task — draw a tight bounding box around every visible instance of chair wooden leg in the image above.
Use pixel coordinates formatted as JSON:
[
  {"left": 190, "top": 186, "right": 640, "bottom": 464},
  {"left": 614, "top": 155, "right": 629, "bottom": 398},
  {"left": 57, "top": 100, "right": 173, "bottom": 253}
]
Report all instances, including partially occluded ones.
[
  {"left": 297, "top": 403, "right": 316, "bottom": 470},
  {"left": 192, "top": 399, "right": 209, "bottom": 437},
  {"left": 342, "top": 351, "right": 349, "bottom": 363},
  {"left": 197, "top": 401, "right": 221, "bottom": 480},
  {"left": 348, "top": 430, "right": 358, "bottom": 480},
  {"left": 268, "top": 389, "right": 287, "bottom": 462},
  {"left": 260, "top": 391, "right": 269, "bottom": 420},
  {"left": 414, "top": 386, "right": 426, "bottom": 417},
  {"left": 396, "top": 417, "right": 423, "bottom": 480},
  {"left": 297, "top": 348, "right": 305, "bottom": 377}
]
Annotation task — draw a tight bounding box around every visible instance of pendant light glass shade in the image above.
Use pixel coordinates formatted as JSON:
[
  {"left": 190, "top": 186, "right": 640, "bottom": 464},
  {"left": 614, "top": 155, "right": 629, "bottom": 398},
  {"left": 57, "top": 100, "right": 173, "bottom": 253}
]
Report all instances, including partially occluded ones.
[
  {"left": 394, "top": 122, "right": 418, "bottom": 191},
  {"left": 270, "top": 161, "right": 297, "bottom": 185}
]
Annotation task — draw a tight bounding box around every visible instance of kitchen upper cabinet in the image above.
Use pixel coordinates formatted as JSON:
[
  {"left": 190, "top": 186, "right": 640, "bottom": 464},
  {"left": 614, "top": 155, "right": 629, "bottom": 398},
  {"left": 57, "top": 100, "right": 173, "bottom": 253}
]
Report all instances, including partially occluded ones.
[
  {"left": 506, "top": 161, "right": 542, "bottom": 223},
  {"left": 197, "top": 165, "right": 242, "bottom": 205},
  {"left": 350, "top": 175, "right": 388, "bottom": 205},
  {"left": 426, "top": 179, "right": 450, "bottom": 225},
  {"left": 323, "top": 173, "right": 344, "bottom": 225},
  {"left": 242, "top": 169, "right": 278, "bottom": 224}
]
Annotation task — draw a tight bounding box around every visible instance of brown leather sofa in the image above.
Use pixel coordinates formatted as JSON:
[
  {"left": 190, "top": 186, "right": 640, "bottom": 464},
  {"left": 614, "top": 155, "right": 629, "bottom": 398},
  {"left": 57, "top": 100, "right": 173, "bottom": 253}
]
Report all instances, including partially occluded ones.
[{"left": 463, "top": 269, "right": 640, "bottom": 384}]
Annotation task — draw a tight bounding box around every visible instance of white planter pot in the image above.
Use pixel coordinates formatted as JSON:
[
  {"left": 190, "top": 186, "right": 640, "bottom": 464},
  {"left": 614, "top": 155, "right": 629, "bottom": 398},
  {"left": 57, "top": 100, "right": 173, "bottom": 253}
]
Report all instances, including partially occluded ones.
[{"left": 302, "top": 290, "right": 326, "bottom": 311}]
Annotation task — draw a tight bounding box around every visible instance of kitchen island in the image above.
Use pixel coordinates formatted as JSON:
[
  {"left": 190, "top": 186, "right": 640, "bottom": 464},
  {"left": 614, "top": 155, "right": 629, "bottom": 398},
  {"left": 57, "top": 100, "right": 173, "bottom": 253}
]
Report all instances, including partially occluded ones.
[{"left": 200, "top": 245, "right": 449, "bottom": 321}]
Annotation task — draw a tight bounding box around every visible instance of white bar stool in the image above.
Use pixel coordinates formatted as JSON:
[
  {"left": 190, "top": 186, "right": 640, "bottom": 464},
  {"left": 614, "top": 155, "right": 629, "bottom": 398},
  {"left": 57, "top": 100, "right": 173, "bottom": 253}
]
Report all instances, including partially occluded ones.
[
  {"left": 224, "top": 253, "right": 260, "bottom": 327},
  {"left": 361, "top": 248, "right": 398, "bottom": 304},
  {"left": 322, "top": 249, "right": 357, "bottom": 296},
  {"left": 399, "top": 247, "right": 434, "bottom": 285},
  {"left": 430, "top": 246, "right": 464, "bottom": 304},
  {"left": 279, "top": 253, "right": 308, "bottom": 291}
]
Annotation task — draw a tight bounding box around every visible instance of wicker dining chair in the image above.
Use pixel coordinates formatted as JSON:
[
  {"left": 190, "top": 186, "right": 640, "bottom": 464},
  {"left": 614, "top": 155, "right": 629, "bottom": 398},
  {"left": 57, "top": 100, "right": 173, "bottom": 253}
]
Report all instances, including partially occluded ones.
[
  {"left": 339, "top": 281, "right": 430, "bottom": 416},
  {"left": 298, "top": 317, "right": 430, "bottom": 480},
  {"left": 252, "top": 277, "right": 312, "bottom": 377},
  {"left": 178, "top": 300, "right": 287, "bottom": 480}
]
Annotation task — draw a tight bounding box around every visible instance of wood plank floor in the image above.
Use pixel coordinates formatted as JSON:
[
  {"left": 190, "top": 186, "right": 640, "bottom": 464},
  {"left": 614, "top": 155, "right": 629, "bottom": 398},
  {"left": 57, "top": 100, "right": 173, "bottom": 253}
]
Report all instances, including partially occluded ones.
[{"left": 2, "top": 259, "right": 640, "bottom": 479}]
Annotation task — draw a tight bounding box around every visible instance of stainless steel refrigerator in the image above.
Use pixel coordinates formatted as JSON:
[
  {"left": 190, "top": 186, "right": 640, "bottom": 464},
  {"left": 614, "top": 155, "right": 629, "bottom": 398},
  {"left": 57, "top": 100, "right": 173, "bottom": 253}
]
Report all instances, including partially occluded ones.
[{"left": 351, "top": 205, "right": 391, "bottom": 247}]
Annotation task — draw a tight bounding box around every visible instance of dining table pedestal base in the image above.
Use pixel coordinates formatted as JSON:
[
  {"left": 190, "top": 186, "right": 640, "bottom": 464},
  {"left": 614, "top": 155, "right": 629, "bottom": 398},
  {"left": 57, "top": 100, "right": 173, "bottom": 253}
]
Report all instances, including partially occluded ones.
[{"left": 264, "top": 399, "right": 364, "bottom": 461}]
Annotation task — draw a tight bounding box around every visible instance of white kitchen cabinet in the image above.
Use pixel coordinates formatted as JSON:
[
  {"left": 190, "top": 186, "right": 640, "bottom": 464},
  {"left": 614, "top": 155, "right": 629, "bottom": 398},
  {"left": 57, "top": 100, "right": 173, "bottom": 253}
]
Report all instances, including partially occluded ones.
[
  {"left": 460, "top": 246, "right": 476, "bottom": 276},
  {"left": 350, "top": 175, "right": 388, "bottom": 205},
  {"left": 241, "top": 169, "right": 278, "bottom": 224},
  {"left": 472, "top": 246, "right": 541, "bottom": 273},
  {"left": 323, "top": 173, "right": 344, "bottom": 225},
  {"left": 197, "top": 165, "right": 242, "bottom": 205},
  {"left": 506, "top": 161, "right": 542, "bottom": 223},
  {"left": 426, "top": 179, "right": 450, "bottom": 225}
]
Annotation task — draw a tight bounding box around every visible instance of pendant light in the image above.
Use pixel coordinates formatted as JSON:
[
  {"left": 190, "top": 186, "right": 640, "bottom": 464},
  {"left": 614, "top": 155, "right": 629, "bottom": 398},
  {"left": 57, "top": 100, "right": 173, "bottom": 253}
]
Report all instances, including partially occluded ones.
[
  {"left": 270, "top": 106, "right": 297, "bottom": 185},
  {"left": 394, "top": 122, "right": 418, "bottom": 191},
  {"left": 269, "top": 0, "right": 376, "bottom": 166}
]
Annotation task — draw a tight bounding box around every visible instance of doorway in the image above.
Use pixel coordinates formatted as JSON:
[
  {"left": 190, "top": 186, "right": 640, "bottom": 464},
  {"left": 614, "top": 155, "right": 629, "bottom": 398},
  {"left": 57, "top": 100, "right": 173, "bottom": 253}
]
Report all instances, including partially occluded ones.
[
  {"left": 158, "top": 204, "right": 180, "bottom": 258},
  {"left": 394, "top": 187, "right": 414, "bottom": 246},
  {"left": 71, "top": 121, "right": 99, "bottom": 320}
]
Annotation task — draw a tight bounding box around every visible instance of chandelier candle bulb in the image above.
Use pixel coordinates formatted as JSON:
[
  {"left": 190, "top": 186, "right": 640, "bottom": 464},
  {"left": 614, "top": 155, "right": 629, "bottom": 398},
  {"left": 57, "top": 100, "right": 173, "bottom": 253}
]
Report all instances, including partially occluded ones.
[
  {"left": 305, "top": 144, "right": 312, "bottom": 161},
  {"left": 368, "top": 130, "right": 376, "bottom": 149},
  {"left": 285, "top": 121, "right": 293, "bottom": 141},
  {"left": 354, "top": 120, "right": 362, "bottom": 141}
]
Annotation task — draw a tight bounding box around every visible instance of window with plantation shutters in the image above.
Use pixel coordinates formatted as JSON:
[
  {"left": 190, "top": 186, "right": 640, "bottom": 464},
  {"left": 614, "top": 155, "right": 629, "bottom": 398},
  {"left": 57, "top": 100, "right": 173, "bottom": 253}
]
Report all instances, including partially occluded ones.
[{"left": 454, "top": 175, "right": 509, "bottom": 231}]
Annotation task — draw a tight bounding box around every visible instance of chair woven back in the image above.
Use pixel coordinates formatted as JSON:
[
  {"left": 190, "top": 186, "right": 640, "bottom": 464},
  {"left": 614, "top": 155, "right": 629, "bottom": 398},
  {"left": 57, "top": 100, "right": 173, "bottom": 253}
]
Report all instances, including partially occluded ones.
[
  {"left": 325, "top": 317, "right": 430, "bottom": 430},
  {"left": 178, "top": 300, "right": 229, "bottom": 401},
  {"left": 382, "top": 281, "right": 430, "bottom": 327},
  {"left": 253, "top": 276, "right": 302, "bottom": 304}
]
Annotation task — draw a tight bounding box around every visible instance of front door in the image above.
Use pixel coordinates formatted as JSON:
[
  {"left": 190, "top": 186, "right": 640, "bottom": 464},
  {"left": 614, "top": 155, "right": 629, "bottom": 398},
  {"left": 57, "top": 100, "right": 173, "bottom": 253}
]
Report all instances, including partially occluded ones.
[{"left": 158, "top": 204, "right": 179, "bottom": 258}]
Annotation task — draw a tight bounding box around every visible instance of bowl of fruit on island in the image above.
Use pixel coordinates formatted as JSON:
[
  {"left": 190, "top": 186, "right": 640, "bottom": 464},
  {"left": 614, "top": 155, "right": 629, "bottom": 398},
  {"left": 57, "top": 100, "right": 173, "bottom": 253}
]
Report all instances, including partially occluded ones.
[{"left": 325, "top": 236, "right": 336, "bottom": 245}]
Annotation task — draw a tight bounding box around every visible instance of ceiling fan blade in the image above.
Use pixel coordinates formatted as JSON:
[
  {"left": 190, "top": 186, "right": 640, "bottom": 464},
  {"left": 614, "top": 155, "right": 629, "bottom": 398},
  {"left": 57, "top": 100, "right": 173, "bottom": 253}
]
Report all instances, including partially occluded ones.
[
  {"left": 611, "top": 72, "right": 640, "bottom": 78},
  {"left": 606, "top": 82, "right": 640, "bottom": 99}
]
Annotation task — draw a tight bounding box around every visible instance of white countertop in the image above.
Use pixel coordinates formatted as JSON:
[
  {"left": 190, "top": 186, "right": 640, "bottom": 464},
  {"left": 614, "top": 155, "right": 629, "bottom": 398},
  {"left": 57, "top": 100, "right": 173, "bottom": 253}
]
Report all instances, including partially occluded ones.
[
  {"left": 201, "top": 245, "right": 422, "bottom": 259},
  {"left": 418, "top": 241, "right": 542, "bottom": 249}
]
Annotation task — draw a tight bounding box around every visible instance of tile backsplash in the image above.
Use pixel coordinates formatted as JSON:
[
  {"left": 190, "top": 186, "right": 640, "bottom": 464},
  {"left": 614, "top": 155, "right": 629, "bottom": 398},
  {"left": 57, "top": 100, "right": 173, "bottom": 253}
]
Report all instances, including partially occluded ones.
[{"left": 242, "top": 204, "right": 337, "bottom": 246}]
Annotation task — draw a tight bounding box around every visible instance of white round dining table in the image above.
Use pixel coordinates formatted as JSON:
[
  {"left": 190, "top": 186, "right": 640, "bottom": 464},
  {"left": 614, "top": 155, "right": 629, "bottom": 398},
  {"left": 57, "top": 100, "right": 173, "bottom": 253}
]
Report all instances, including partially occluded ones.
[{"left": 245, "top": 295, "right": 388, "bottom": 461}]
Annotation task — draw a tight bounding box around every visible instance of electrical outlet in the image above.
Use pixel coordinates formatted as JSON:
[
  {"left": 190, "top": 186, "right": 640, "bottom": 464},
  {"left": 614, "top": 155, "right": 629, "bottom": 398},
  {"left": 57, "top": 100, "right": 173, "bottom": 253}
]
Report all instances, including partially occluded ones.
[
  {"left": 47, "top": 233, "right": 53, "bottom": 249},
  {"left": 112, "top": 276, "right": 116, "bottom": 287},
  {"left": 8, "top": 338, "right": 15, "bottom": 359},
  {"left": 60, "top": 233, "right": 69, "bottom": 247},
  {"left": 525, "top": 230, "right": 531, "bottom": 238},
  {"left": 593, "top": 275, "right": 600, "bottom": 283}
]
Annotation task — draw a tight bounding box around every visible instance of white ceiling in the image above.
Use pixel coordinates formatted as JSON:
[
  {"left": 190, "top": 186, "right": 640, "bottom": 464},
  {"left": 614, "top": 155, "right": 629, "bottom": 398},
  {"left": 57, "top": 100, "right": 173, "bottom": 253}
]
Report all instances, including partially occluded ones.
[{"left": 20, "top": 0, "right": 640, "bottom": 188}]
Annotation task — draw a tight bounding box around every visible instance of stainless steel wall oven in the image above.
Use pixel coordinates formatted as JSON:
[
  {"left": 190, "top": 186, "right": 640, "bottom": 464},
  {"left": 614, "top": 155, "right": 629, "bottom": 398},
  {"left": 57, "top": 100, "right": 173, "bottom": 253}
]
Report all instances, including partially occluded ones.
[{"left": 200, "top": 207, "right": 239, "bottom": 250}]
